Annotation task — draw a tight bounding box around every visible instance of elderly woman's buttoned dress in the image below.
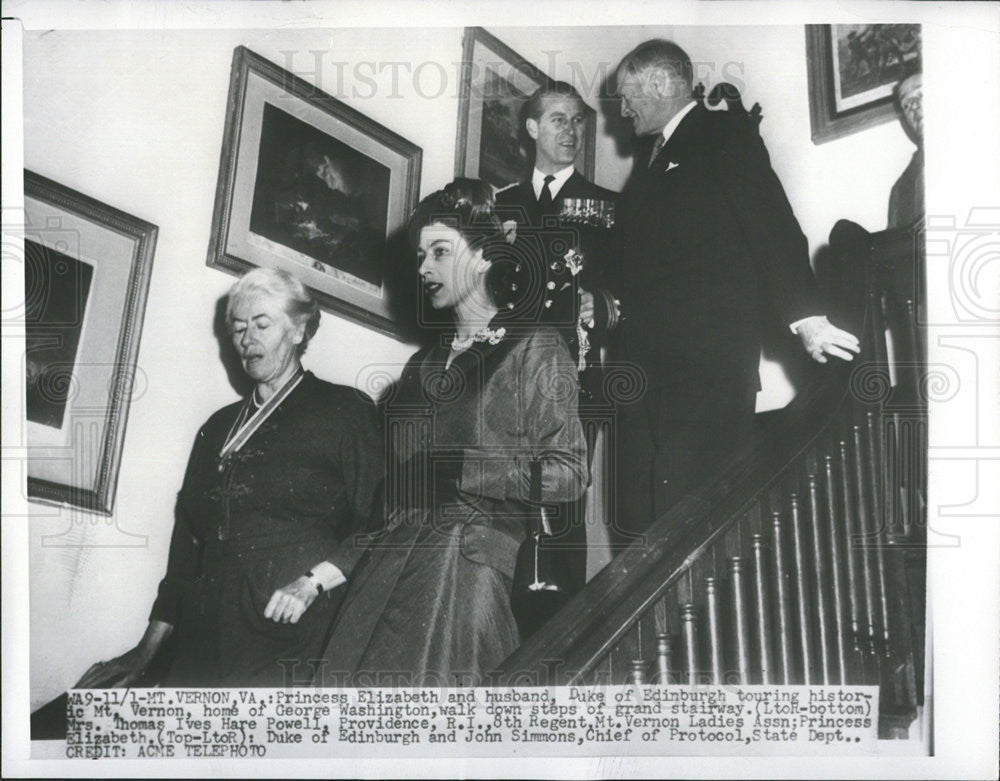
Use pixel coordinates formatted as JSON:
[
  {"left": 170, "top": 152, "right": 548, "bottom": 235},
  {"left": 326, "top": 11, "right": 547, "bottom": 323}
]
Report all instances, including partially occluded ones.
[
  {"left": 322, "top": 325, "right": 588, "bottom": 686},
  {"left": 149, "top": 371, "right": 382, "bottom": 686}
]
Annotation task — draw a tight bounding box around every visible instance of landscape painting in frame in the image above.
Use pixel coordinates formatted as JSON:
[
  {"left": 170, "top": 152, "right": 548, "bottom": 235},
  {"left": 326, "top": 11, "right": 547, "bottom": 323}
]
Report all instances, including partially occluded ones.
[{"left": 208, "top": 46, "right": 422, "bottom": 338}]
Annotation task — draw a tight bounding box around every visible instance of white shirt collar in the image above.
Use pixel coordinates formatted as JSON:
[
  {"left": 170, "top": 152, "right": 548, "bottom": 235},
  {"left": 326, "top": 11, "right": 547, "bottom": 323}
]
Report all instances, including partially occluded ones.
[
  {"left": 658, "top": 100, "right": 698, "bottom": 145},
  {"left": 531, "top": 165, "right": 576, "bottom": 200}
]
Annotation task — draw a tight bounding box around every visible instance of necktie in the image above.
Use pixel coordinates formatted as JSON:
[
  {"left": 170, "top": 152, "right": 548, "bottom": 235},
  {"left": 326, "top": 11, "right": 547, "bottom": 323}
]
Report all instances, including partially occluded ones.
[
  {"left": 537, "top": 174, "right": 555, "bottom": 212},
  {"left": 648, "top": 134, "right": 667, "bottom": 168}
]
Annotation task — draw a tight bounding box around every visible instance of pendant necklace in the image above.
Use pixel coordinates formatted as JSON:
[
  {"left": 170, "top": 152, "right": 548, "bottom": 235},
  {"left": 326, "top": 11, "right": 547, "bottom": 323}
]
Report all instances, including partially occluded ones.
[{"left": 216, "top": 368, "right": 304, "bottom": 472}]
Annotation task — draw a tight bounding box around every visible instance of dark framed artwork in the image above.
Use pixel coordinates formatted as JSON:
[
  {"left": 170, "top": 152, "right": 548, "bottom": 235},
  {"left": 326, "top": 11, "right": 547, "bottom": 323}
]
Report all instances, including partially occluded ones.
[
  {"left": 806, "top": 23, "right": 921, "bottom": 144},
  {"left": 22, "top": 170, "right": 158, "bottom": 515},
  {"left": 455, "top": 27, "right": 596, "bottom": 188},
  {"left": 208, "top": 46, "right": 422, "bottom": 338}
]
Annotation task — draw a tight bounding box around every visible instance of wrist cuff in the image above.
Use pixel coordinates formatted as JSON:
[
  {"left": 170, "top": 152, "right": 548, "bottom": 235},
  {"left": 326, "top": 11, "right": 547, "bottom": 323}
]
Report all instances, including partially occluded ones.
[
  {"left": 305, "top": 570, "right": 323, "bottom": 594},
  {"left": 789, "top": 315, "right": 825, "bottom": 334},
  {"left": 601, "top": 288, "right": 621, "bottom": 331}
]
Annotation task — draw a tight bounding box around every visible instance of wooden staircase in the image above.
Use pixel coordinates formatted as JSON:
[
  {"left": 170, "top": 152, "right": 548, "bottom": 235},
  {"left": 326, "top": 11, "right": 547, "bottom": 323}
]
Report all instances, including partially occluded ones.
[{"left": 493, "top": 219, "right": 927, "bottom": 739}]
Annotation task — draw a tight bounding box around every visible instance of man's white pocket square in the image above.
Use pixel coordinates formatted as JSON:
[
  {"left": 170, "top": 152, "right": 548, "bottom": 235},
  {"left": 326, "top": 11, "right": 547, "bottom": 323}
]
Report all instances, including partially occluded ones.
[{"left": 665, "top": 161, "right": 680, "bottom": 173}]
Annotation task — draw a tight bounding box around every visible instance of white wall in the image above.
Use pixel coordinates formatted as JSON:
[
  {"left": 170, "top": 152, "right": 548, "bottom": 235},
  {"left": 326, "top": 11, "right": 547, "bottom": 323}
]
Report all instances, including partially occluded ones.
[{"left": 23, "top": 26, "right": 916, "bottom": 708}]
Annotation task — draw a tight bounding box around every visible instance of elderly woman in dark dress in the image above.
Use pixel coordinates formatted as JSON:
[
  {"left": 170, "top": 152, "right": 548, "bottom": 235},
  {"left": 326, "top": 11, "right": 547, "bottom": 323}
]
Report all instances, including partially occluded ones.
[
  {"left": 322, "top": 179, "right": 588, "bottom": 686},
  {"left": 77, "top": 268, "right": 382, "bottom": 688}
]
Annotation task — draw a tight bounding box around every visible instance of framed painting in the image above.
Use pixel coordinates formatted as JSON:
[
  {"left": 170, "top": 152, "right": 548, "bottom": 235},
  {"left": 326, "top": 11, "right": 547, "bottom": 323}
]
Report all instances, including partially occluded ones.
[
  {"left": 208, "top": 46, "right": 422, "bottom": 338},
  {"left": 21, "top": 170, "right": 158, "bottom": 515},
  {"left": 806, "top": 23, "right": 921, "bottom": 144},
  {"left": 455, "top": 27, "right": 596, "bottom": 188}
]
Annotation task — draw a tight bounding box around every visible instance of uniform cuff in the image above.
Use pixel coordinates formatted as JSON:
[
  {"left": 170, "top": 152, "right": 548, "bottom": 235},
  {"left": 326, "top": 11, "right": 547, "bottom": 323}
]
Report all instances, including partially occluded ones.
[
  {"left": 601, "top": 288, "right": 622, "bottom": 331},
  {"left": 788, "top": 314, "right": 825, "bottom": 334}
]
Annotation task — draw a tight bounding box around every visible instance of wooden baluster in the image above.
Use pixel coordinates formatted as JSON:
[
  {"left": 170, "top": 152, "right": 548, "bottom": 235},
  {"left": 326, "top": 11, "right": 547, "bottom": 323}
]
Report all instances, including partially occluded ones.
[
  {"left": 861, "top": 419, "right": 889, "bottom": 656},
  {"left": 789, "top": 494, "right": 815, "bottom": 683},
  {"left": 866, "top": 279, "right": 889, "bottom": 369},
  {"left": 751, "top": 534, "right": 775, "bottom": 685},
  {"left": 883, "top": 416, "right": 901, "bottom": 538},
  {"left": 896, "top": 416, "right": 921, "bottom": 539},
  {"left": 654, "top": 633, "right": 675, "bottom": 684},
  {"left": 771, "top": 511, "right": 795, "bottom": 684},
  {"left": 680, "top": 604, "right": 701, "bottom": 686},
  {"left": 838, "top": 439, "right": 863, "bottom": 644},
  {"left": 885, "top": 290, "right": 925, "bottom": 533},
  {"left": 628, "top": 658, "right": 648, "bottom": 685},
  {"left": 723, "top": 519, "right": 743, "bottom": 565},
  {"left": 652, "top": 594, "right": 670, "bottom": 639},
  {"left": 647, "top": 591, "right": 678, "bottom": 684},
  {"left": 911, "top": 297, "right": 929, "bottom": 536},
  {"left": 852, "top": 424, "right": 878, "bottom": 653},
  {"left": 911, "top": 414, "right": 928, "bottom": 531},
  {"left": 690, "top": 542, "right": 713, "bottom": 603},
  {"left": 823, "top": 454, "right": 850, "bottom": 684},
  {"left": 866, "top": 411, "right": 892, "bottom": 651},
  {"left": 705, "top": 578, "right": 726, "bottom": 685},
  {"left": 677, "top": 565, "right": 694, "bottom": 615},
  {"left": 916, "top": 414, "right": 928, "bottom": 530},
  {"left": 807, "top": 475, "right": 834, "bottom": 684},
  {"left": 894, "top": 297, "right": 923, "bottom": 398},
  {"left": 729, "top": 558, "right": 752, "bottom": 684},
  {"left": 907, "top": 297, "right": 925, "bottom": 367},
  {"left": 891, "top": 296, "right": 926, "bottom": 536},
  {"left": 637, "top": 615, "right": 660, "bottom": 672}
]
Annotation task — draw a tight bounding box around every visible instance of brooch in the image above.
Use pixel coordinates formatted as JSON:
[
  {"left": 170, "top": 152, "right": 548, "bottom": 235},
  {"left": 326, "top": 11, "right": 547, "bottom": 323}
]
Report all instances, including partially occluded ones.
[{"left": 550, "top": 248, "right": 585, "bottom": 278}]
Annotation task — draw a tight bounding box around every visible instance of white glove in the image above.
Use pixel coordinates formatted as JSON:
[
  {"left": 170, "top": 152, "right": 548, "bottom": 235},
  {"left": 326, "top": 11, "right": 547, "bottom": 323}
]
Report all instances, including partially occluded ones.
[{"left": 792, "top": 315, "right": 861, "bottom": 364}]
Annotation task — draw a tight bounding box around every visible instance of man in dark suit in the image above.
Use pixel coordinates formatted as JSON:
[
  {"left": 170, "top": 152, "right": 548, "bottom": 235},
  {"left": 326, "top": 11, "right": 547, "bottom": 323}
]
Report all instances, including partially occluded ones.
[
  {"left": 496, "top": 82, "right": 620, "bottom": 630},
  {"left": 613, "top": 39, "right": 859, "bottom": 537},
  {"left": 496, "top": 81, "right": 620, "bottom": 373}
]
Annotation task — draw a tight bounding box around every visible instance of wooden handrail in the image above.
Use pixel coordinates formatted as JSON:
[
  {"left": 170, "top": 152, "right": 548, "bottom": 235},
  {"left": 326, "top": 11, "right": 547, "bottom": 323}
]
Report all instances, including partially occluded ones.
[
  {"left": 494, "top": 219, "right": 924, "bottom": 735},
  {"left": 493, "top": 358, "right": 860, "bottom": 684}
]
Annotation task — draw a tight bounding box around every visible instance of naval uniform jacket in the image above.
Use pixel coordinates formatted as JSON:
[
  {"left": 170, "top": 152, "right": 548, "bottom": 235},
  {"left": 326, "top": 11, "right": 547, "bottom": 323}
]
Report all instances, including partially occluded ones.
[{"left": 496, "top": 170, "right": 620, "bottom": 403}]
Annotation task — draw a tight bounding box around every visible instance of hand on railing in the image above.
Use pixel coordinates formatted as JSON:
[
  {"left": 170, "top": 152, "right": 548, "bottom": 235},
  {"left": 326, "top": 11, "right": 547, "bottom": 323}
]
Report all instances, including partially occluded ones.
[{"left": 792, "top": 315, "right": 861, "bottom": 364}]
